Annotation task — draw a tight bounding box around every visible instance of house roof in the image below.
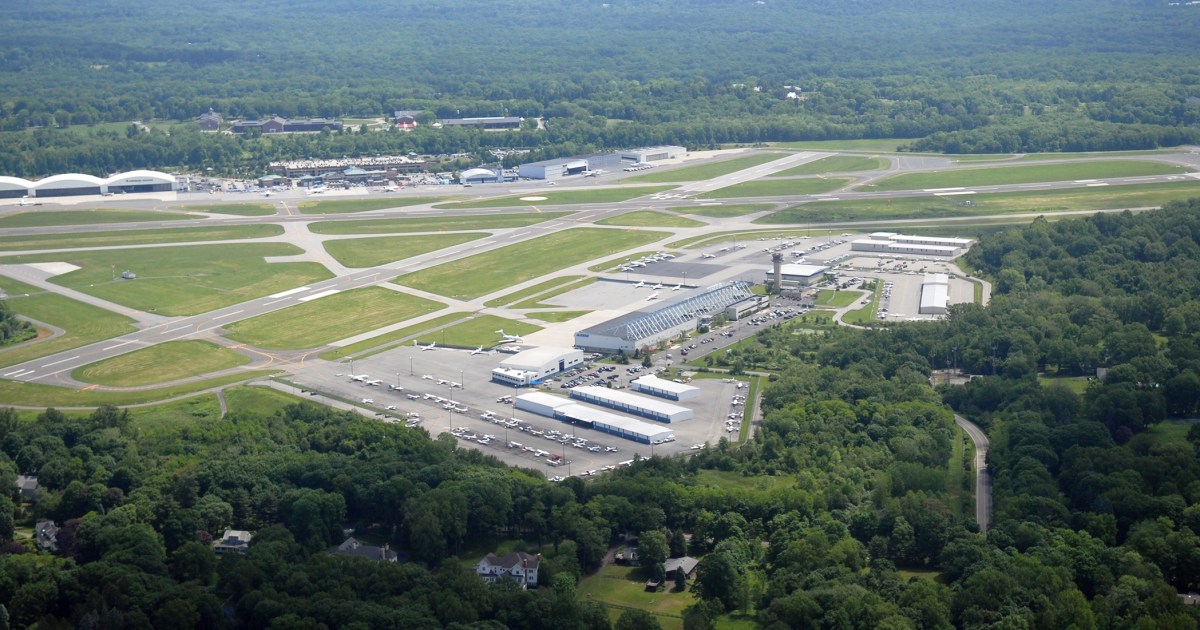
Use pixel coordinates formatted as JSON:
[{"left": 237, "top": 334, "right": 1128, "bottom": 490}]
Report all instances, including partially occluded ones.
[
  {"left": 333, "top": 537, "right": 399, "bottom": 562},
  {"left": 664, "top": 556, "right": 699, "bottom": 574},
  {"left": 483, "top": 551, "right": 541, "bottom": 569},
  {"left": 16, "top": 475, "right": 37, "bottom": 491}
]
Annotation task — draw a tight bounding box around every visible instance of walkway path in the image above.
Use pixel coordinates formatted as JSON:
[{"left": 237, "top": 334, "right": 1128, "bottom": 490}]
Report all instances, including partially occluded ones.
[{"left": 955, "top": 413, "right": 992, "bottom": 534}]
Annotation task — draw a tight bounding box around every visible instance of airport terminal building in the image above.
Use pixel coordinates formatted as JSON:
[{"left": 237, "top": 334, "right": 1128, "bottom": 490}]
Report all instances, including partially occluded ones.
[
  {"left": 575, "top": 281, "right": 754, "bottom": 354},
  {"left": 491, "top": 347, "right": 585, "bottom": 387}
]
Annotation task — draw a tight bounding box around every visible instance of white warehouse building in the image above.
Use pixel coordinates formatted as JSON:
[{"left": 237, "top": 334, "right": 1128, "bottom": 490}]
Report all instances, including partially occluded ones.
[
  {"left": 518, "top": 157, "right": 590, "bottom": 180},
  {"left": 631, "top": 374, "right": 701, "bottom": 401},
  {"left": 919, "top": 273, "right": 951, "bottom": 315},
  {"left": 569, "top": 386, "right": 693, "bottom": 423},
  {"left": 852, "top": 232, "right": 972, "bottom": 257},
  {"left": 620, "top": 146, "right": 686, "bottom": 163},
  {"left": 515, "top": 392, "right": 674, "bottom": 444},
  {"left": 491, "top": 347, "right": 585, "bottom": 387}
]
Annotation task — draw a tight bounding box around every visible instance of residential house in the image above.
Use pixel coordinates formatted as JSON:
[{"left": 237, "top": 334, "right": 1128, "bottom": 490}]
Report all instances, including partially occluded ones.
[
  {"left": 15, "top": 475, "right": 37, "bottom": 502},
  {"left": 213, "top": 530, "right": 253, "bottom": 555},
  {"left": 197, "top": 109, "right": 223, "bottom": 131},
  {"left": 477, "top": 551, "right": 540, "bottom": 588},
  {"left": 34, "top": 520, "right": 59, "bottom": 553},
  {"left": 663, "top": 556, "right": 699, "bottom": 579},
  {"left": 332, "top": 537, "right": 399, "bottom": 563}
]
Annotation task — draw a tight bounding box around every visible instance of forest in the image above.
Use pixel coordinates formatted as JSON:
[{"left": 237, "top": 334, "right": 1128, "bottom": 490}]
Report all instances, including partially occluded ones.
[
  {"left": 3, "top": 200, "right": 1200, "bottom": 627},
  {"left": 3, "top": 0, "right": 1200, "bottom": 175}
]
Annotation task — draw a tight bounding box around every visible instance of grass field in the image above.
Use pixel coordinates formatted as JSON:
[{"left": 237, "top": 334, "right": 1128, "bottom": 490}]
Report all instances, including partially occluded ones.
[
  {"left": 1135, "top": 420, "right": 1197, "bottom": 447},
  {"left": 578, "top": 563, "right": 692, "bottom": 630},
  {"left": 0, "top": 243, "right": 333, "bottom": 317},
  {"left": 1017, "top": 149, "right": 1174, "bottom": 161},
  {"left": 695, "top": 177, "right": 851, "bottom": 199},
  {"left": 0, "top": 224, "right": 283, "bottom": 252},
  {"left": 596, "top": 211, "right": 705, "bottom": 228},
  {"left": 769, "top": 155, "right": 887, "bottom": 176},
  {"left": 866, "top": 160, "right": 1189, "bottom": 191},
  {"left": 225, "top": 286, "right": 444, "bottom": 350},
  {"left": 297, "top": 197, "right": 448, "bottom": 214},
  {"left": 758, "top": 179, "right": 1200, "bottom": 224},
  {"left": 769, "top": 138, "right": 918, "bottom": 152},
  {"left": 512, "top": 277, "right": 598, "bottom": 309},
  {"left": 0, "top": 209, "right": 193, "bottom": 228},
  {"left": 0, "top": 370, "right": 278, "bottom": 407},
  {"left": 413, "top": 314, "right": 542, "bottom": 347},
  {"left": 127, "top": 394, "right": 221, "bottom": 439},
  {"left": 318, "top": 312, "right": 470, "bottom": 361},
  {"left": 485, "top": 276, "right": 584, "bottom": 307},
  {"left": 667, "top": 203, "right": 774, "bottom": 218},
  {"left": 308, "top": 212, "right": 569, "bottom": 235},
  {"left": 623, "top": 152, "right": 785, "bottom": 183},
  {"left": 323, "top": 233, "right": 487, "bottom": 268},
  {"left": 841, "top": 281, "right": 882, "bottom": 325},
  {"left": 72, "top": 340, "right": 250, "bottom": 386},
  {"left": 1038, "top": 374, "right": 1092, "bottom": 393},
  {"left": 395, "top": 228, "right": 667, "bottom": 299},
  {"left": 182, "top": 203, "right": 277, "bottom": 216},
  {"left": 435, "top": 186, "right": 674, "bottom": 209},
  {"left": 813, "top": 289, "right": 863, "bottom": 308},
  {"left": 526, "top": 310, "right": 589, "bottom": 322},
  {"left": 0, "top": 276, "right": 138, "bottom": 368}
]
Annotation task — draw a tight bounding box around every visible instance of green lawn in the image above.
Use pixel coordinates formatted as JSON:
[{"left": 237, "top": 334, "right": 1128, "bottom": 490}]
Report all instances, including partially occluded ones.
[
  {"left": 512, "top": 277, "right": 598, "bottom": 309},
  {"left": 413, "top": 314, "right": 542, "bottom": 347},
  {"left": 308, "top": 212, "right": 569, "bottom": 235},
  {"left": 758, "top": 180, "right": 1200, "bottom": 224},
  {"left": 0, "top": 277, "right": 137, "bottom": 368},
  {"left": 323, "top": 233, "right": 487, "bottom": 268},
  {"left": 578, "top": 563, "right": 693, "bottom": 630},
  {"left": 695, "top": 177, "right": 851, "bottom": 199},
  {"left": 841, "top": 281, "right": 882, "bottom": 325},
  {"left": 128, "top": 394, "right": 222, "bottom": 439},
  {"left": 226, "top": 286, "right": 444, "bottom": 350},
  {"left": 0, "top": 243, "right": 333, "bottom": 317},
  {"left": 668, "top": 203, "right": 774, "bottom": 218},
  {"left": 396, "top": 228, "right": 667, "bottom": 300},
  {"left": 1038, "top": 374, "right": 1092, "bottom": 393},
  {"left": 0, "top": 370, "right": 278, "bottom": 407},
  {"left": 181, "top": 203, "right": 277, "bottom": 216},
  {"left": 0, "top": 224, "right": 283, "bottom": 252},
  {"left": 597, "top": 211, "right": 705, "bottom": 228},
  {"left": 1135, "top": 420, "right": 1197, "bottom": 448},
  {"left": 297, "top": 197, "right": 448, "bottom": 214},
  {"left": 72, "top": 340, "right": 250, "bottom": 387},
  {"left": 0, "top": 209, "right": 193, "bottom": 228},
  {"left": 866, "top": 160, "right": 1189, "bottom": 191},
  {"left": 526, "top": 310, "right": 590, "bottom": 322},
  {"left": 814, "top": 289, "right": 863, "bottom": 308},
  {"left": 769, "top": 155, "right": 887, "bottom": 176},
  {"left": 435, "top": 186, "right": 674, "bottom": 209},
  {"left": 768, "top": 139, "right": 919, "bottom": 152},
  {"left": 318, "top": 312, "right": 470, "bottom": 361},
  {"left": 485, "top": 276, "right": 584, "bottom": 307},
  {"left": 623, "top": 152, "right": 786, "bottom": 183},
  {"left": 1017, "top": 149, "right": 1175, "bottom": 161}
]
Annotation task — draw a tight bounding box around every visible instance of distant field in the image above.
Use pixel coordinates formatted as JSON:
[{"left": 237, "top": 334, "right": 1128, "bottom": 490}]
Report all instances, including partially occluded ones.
[
  {"left": 297, "top": 197, "right": 448, "bottom": 214},
  {"left": 866, "top": 160, "right": 1188, "bottom": 191},
  {"left": 0, "top": 243, "right": 332, "bottom": 316},
  {"left": 758, "top": 180, "right": 1200, "bottom": 224},
  {"left": 577, "top": 563, "right": 693, "bottom": 629},
  {"left": 769, "top": 155, "right": 887, "bottom": 176},
  {"left": 596, "top": 211, "right": 704, "bottom": 228},
  {"left": 73, "top": 340, "right": 250, "bottom": 387},
  {"left": 0, "top": 209, "right": 193, "bottom": 228},
  {"left": 526, "top": 310, "right": 589, "bottom": 322},
  {"left": 0, "top": 224, "right": 282, "bottom": 252},
  {"left": 435, "top": 186, "right": 673, "bottom": 209},
  {"left": 319, "top": 312, "right": 470, "bottom": 361},
  {"left": 226, "top": 286, "right": 444, "bottom": 350},
  {"left": 695, "top": 177, "right": 851, "bottom": 199},
  {"left": 769, "top": 139, "right": 918, "bottom": 152},
  {"left": 396, "top": 228, "right": 666, "bottom": 300},
  {"left": 308, "top": 212, "right": 568, "bottom": 235},
  {"left": 0, "top": 277, "right": 137, "bottom": 368},
  {"left": 668, "top": 203, "right": 774, "bottom": 218},
  {"left": 1017, "top": 149, "right": 1175, "bottom": 161},
  {"left": 182, "top": 203, "right": 277, "bottom": 216},
  {"left": 485, "top": 276, "right": 584, "bottom": 307},
  {"left": 1038, "top": 374, "right": 1091, "bottom": 394},
  {"left": 323, "top": 233, "right": 487, "bottom": 268},
  {"left": 623, "top": 152, "right": 784, "bottom": 183},
  {"left": 414, "top": 314, "right": 541, "bottom": 347},
  {"left": 0, "top": 370, "right": 277, "bottom": 407}
]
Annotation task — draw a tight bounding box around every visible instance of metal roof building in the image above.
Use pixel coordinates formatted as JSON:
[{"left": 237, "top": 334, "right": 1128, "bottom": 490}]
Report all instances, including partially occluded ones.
[
  {"left": 631, "top": 374, "right": 700, "bottom": 401},
  {"left": 575, "top": 281, "right": 753, "bottom": 353},
  {"left": 0, "top": 170, "right": 175, "bottom": 199},
  {"left": 569, "top": 386, "right": 693, "bottom": 423},
  {"left": 515, "top": 392, "right": 674, "bottom": 443},
  {"left": 919, "top": 273, "right": 951, "bottom": 315},
  {"left": 492, "top": 347, "right": 585, "bottom": 387},
  {"left": 620, "top": 146, "right": 686, "bottom": 162},
  {"left": 518, "top": 156, "right": 590, "bottom": 180}
]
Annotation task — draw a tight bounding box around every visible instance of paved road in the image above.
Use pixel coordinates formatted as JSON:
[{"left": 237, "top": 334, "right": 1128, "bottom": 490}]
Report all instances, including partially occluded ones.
[{"left": 954, "top": 413, "right": 992, "bottom": 534}]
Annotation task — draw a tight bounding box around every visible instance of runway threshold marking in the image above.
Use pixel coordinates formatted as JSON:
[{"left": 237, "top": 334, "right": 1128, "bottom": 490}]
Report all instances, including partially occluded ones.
[
  {"left": 267, "top": 287, "right": 309, "bottom": 299},
  {"left": 40, "top": 355, "right": 80, "bottom": 368},
  {"left": 299, "top": 289, "right": 340, "bottom": 302}
]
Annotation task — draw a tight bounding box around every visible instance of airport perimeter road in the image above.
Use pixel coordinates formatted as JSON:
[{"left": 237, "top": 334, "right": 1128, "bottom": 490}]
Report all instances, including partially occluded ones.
[{"left": 955, "top": 413, "right": 992, "bottom": 534}]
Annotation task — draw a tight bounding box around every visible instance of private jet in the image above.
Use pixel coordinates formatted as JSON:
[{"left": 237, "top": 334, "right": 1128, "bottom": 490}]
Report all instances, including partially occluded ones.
[
  {"left": 349, "top": 374, "right": 369, "bottom": 382},
  {"left": 383, "top": 184, "right": 399, "bottom": 192},
  {"left": 365, "top": 379, "right": 382, "bottom": 386},
  {"left": 361, "top": 398, "right": 374, "bottom": 404},
  {"left": 420, "top": 342, "right": 437, "bottom": 351},
  {"left": 647, "top": 292, "right": 660, "bottom": 300},
  {"left": 651, "top": 283, "right": 663, "bottom": 290},
  {"left": 671, "top": 284, "right": 682, "bottom": 291},
  {"left": 470, "top": 346, "right": 486, "bottom": 355},
  {"left": 437, "top": 379, "right": 449, "bottom": 386},
  {"left": 19, "top": 196, "right": 30, "bottom": 207},
  {"left": 496, "top": 330, "right": 524, "bottom": 343},
  {"left": 634, "top": 281, "right": 646, "bottom": 289},
  {"left": 701, "top": 253, "right": 716, "bottom": 259}
]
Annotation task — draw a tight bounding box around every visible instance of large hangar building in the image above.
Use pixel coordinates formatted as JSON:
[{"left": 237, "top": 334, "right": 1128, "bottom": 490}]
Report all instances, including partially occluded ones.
[
  {"left": 491, "top": 347, "right": 585, "bottom": 387},
  {"left": 0, "top": 170, "right": 174, "bottom": 199},
  {"left": 569, "top": 386, "right": 694, "bottom": 423},
  {"left": 919, "top": 273, "right": 951, "bottom": 315},
  {"left": 574, "top": 281, "right": 754, "bottom": 354},
  {"left": 515, "top": 391, "right": 675, "bottom": 444},
  {"left": 851, "top": 232, "right": 972, "bottom": 257}
]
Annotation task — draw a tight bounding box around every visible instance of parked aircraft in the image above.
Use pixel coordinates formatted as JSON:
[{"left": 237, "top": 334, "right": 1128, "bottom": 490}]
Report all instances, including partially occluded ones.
[
  {"left": 652, "top": 283, "right": 663, "bottom": 290},
  {"left": 470, "top": 346, "right": 486, "bottom": 355},
  {"left": 647, "top": 292, "right": 660, "bottom": 300},
  {"left": 383, "top": 184, "right": 399, "bottom": 192},
  {"left": 701, "top": 253, "right": 716, "bottom": 259},
  {"left": 634, "top": 281, "right": 646, "bottom": 288},
  {"left": 496, "top": 330, "right": 524, "bottom": 343},
  {"left": 672, "top": 284, "right": 682, "bottom": 291},
  {"left": 421, "top": 342, "right": 437, "bottom": 351},
  {"left": 19, "top": 196, "right": 30, "bottom": 207},
  {"left": 365, "top": 379, "right": 382, "bottom": 386},
  {"left": 361, "top": 398, "right": 374, "bottom": 404},
  {"left": 349, "top": 374, "right": 369, "bottom": 382}
]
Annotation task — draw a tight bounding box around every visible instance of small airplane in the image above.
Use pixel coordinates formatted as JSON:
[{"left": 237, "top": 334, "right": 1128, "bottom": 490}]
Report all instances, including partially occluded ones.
[
  {"left": 365, "top": 379, "right": 382, "bottom": 386},
  {"left": 496, "top": 329, "right": 523, "bottom": 343},
  {"left": 421, "top": 374, "right": 433, "bottom": 380},
  {"left": 19, "top": 196, "right": 30, "bottom": 207},
  {"left": 652, "top": 283, "right": 663, "bottom": 290},
  {"left": 647, "top": 292, "right": 660, "bottom": 300},
  {"left": 437, "top": 379, "right": 449, "bottom": 385},
  {"left": 671, "top": 284, "right": 682, "bottom": 291},
  {"left": 701, "top": 253, "right": 716, "bottom": 259},
  {"left": 634, "top": 281, "right": 646, "bottom": 289},
  {"left": 421, "top": 342, "right": 437, "bottom": 351},
  {"left": 349, "top": 374, "right": 369, "bottom": 382},
  {"left": 361, "top": 398, "right": 374, "bottom": 404},
  {"left": 470, "top": 346, "right": 486, "bottom": 355},
  {"left": 383, "top": 184, "right": 399, "bottom": 192},
  {"left": 385, "top": 405, "right": 397, "bottom": 411}
]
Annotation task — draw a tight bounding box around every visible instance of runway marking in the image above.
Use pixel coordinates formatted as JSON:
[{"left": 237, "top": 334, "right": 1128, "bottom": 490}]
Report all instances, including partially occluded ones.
[
  {"left": 299, "top": 289, "right": 340, "bottom": 302},
  {"left": 212, "top": 310, "right": 244, "bottom": 320},
  {"left": 268, "top": 287, "right": 309, "bottom": 299},
  {"left": 1073, "top": 179, "right": 1097, "bottom": 183},
  {"left": 3, "top": 369, "right": 32, "bottom": 377},
  {"left": 161, "top": 324, "right": 193, "bottom": 335},
  {"left": 263, "top": 298, "right": 291, "bottom": 306},
  {"left": 352, "top": 273, "right": 378, "bottom": 281},
  {"left": 1086, "top": 182, "right": 1110, "bottom": 187},
  {"left": 102, "top": 340, "right": 135, "bottom": 351},
  {"left": 934, "top": 191, "right": 976, "bottom": 196},
  {"left": 924, "top": 187, "right": 965, "bottom": 192},
  {"left": 40, "top": 355, "right": 80, "bottom": 368}
]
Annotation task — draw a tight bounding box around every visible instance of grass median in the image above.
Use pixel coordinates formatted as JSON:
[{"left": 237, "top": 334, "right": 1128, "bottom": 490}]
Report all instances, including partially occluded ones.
[
  {"left": 667, "top": 203, "right": 773, "bottom": 218},
  {"left": 0, "top": 225, "right": 282, "bottom": 252},
  {"left": 768, "top": 155, "right": 887, "bottom": 176},
  {"left": 297, "top": 197, "right": 448, "bottom": 214},
  {"left": 0, "top": 209, "right": 193, "bottom": 228},
  {"left": 225, "top": 286, "right": 444, "bottom": 350},
  {"left": 72, "top": 340, "right": 250, "bottom": 387},
  {"left": 485, "top": 276, "right": 584, "bottom": 307},
  {"left": 0, "top": 276, "right": 137, "bottom": 368},
  {"left": 866, "top": 160, "right": 1188, "bottom": 191},
  {"left": 308, "top": 212, "right": 568, "bottom": 235},
  {"left": 395, "top": 228, "right": 667, "bottom": 300},
  {"left": 413, "top": 314, "right": 541, "bottom": 347},
  {"left": 318, "top": 312, "right": 470, "bottom": 361},
  {"left": 695, "top": 177, "right": 851, "bottom": 199},
  {"left": 181, "top": 203, "right": 277, "bottom": 216},
  {"left": 623, "top": 152, "right": 785, "bottom": 183},
  {"left": 434, "top": 186, "right": 673, "bottom": 209},
  {"left": 323, "top": 233, "right": 488, "bottom": 268},
  {"left": 596, "top": 211, "right": 704, "bottom": 228},
  {"left": 0, "top": 370, "right": 279, "bottom": 408}
]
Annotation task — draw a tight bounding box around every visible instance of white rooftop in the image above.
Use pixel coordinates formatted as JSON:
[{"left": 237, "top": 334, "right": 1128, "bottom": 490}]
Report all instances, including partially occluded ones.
[
  {"left": 517, "top": 391, "right": 574, "bottom": 410},
  {"left": 921, "top": 283, "right": 950, "bottom": 309},
  {"left": 924, "top": 273, "right": 950, "bottom": 285},
  {"left": 777, "top": 263, "right": 829, "bottom": 278},
  {"left": 631, "top": 374, "right": 700, "bottom": 396},
  {"left": 500, "top": 346, "right": 580, "bottom": 371},
  {"left": 558, "top": 404, "right": 673, "bottom": 440},
  {"left": 571, "top": 386, "right": 692, "bottom": 416}
]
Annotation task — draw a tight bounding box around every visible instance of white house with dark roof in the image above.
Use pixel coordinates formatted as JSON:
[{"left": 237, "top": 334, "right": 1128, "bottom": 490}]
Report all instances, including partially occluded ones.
[
  {"left": 213, "top": 530, "right": 253, "bottom": 554},
  {"left": 477, "top": 551, "right": 540, "bottom": 588}
]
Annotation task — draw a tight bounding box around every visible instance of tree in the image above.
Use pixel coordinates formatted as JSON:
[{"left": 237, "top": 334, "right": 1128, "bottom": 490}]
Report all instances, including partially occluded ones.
[
  {"left": 615, "top": 609, "right": 662, "bottom": 630},
  {"left": 693, "top": 553, "right": 739, "bottom": 612},
  {"left": 638, "top": 530, "right": 669, "bottom": 571}
]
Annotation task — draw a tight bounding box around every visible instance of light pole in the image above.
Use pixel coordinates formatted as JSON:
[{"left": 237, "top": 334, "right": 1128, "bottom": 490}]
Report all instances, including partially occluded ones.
[
  {"left": 461, "top": 369, "right": 465, "bottom": 391},
  {"left": 348, "top": 356, "right": 354, "bottom": 375},
  {"left": 409, "top": 357, "right": 414, "bottom": 377}
]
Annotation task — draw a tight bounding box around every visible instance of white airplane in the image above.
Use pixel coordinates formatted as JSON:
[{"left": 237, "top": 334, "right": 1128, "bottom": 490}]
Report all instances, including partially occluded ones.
[
  {"left": 701, "top": 253, "right": 716, "bottom": 259},
  {"left": 421, "top": 374, "right": 433, "bottom": 380},
  {"left": 634, "top": 281, "right": 646, "bottom": 288},
  {"left": 365, "top": 379, "right": 382, "bottom": 386},
  {"left": 262, "top": 191, "right": 272, "bottom": 197},
  {"left": 308, "top": 186, "right": 326, "bottom": 194},
  {"left": 383, "top": 184, "right": 399, "bottom": 192},
  {"left": 652, "top": 283, "right": 663, "bottom": 290},
  {"left": 421, "top": 342, "right": 437, "bottom": 351},
  {"left": 349, "top": 374, "right": 369, "bottom": 382},
  {"left": 361, "top": 398, "right": 374, "bottom": 404},
  {"left": 470, "top": 346, "right": 486, "bottom": 355},
  {"left": 647, "top": 292, "right": 660, "bottom": 300},
  {"left": 437, "top": 379, "right": 449, "bottom": 385},
  {"left": 19, "top": 196, "right": 30, "bottom": 207},
  {"left": 671, "top": 284, "right": 682, "bottom": 291},
  {"left": 385, "top": 405, "right": 397, "bottom": 410},
  {"left": 496, "top": 330, "right": 523, "bottom": 343}
]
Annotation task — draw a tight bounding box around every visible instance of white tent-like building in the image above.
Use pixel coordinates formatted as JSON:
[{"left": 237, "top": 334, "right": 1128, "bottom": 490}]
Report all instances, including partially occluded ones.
[{"left": 0, "top": 170, "right": 175, "bottom": 200}]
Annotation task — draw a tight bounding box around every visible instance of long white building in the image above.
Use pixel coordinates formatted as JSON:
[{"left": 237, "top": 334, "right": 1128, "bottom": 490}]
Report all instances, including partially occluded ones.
[
  {"left": 515, "top": 391, "right": 674, "bottom": 444},
  {"left": 919, "top": 273, "right": 951, "bottom": 315},
  {"left": 569, "top": 386, "right": 693, "bottom": 423},
  {"left": 0, "top": 170, "right": 175, "bottom": 199},
  {"left": 851, "top": 232, "right": 972, "bottom": 257},
  {"left": 631, "top": 374, "right": 700, "bottom": 401}
]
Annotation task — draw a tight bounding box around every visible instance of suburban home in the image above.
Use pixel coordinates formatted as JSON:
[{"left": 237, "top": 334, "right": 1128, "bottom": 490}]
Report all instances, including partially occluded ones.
[
  {"left": 213, "top": 530, "right": 253, "bottom": 554},
  {"left": 663, "top": 556, "right": 699, "bottom": 579},
  {"left": 477, "top": 551, "right": 540, "bottom": 588},
  {"left": 15, "top": 475, "right": 38, "bottom": 502},
  {"left": 332, "top": 537, "right": 399, "bottom": 563},
  {"left": 34, "top": 520, "right": 59, "bottom": 553},
  {"left": 197, "top": 109, "right": 223, "bottom": 131}
]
